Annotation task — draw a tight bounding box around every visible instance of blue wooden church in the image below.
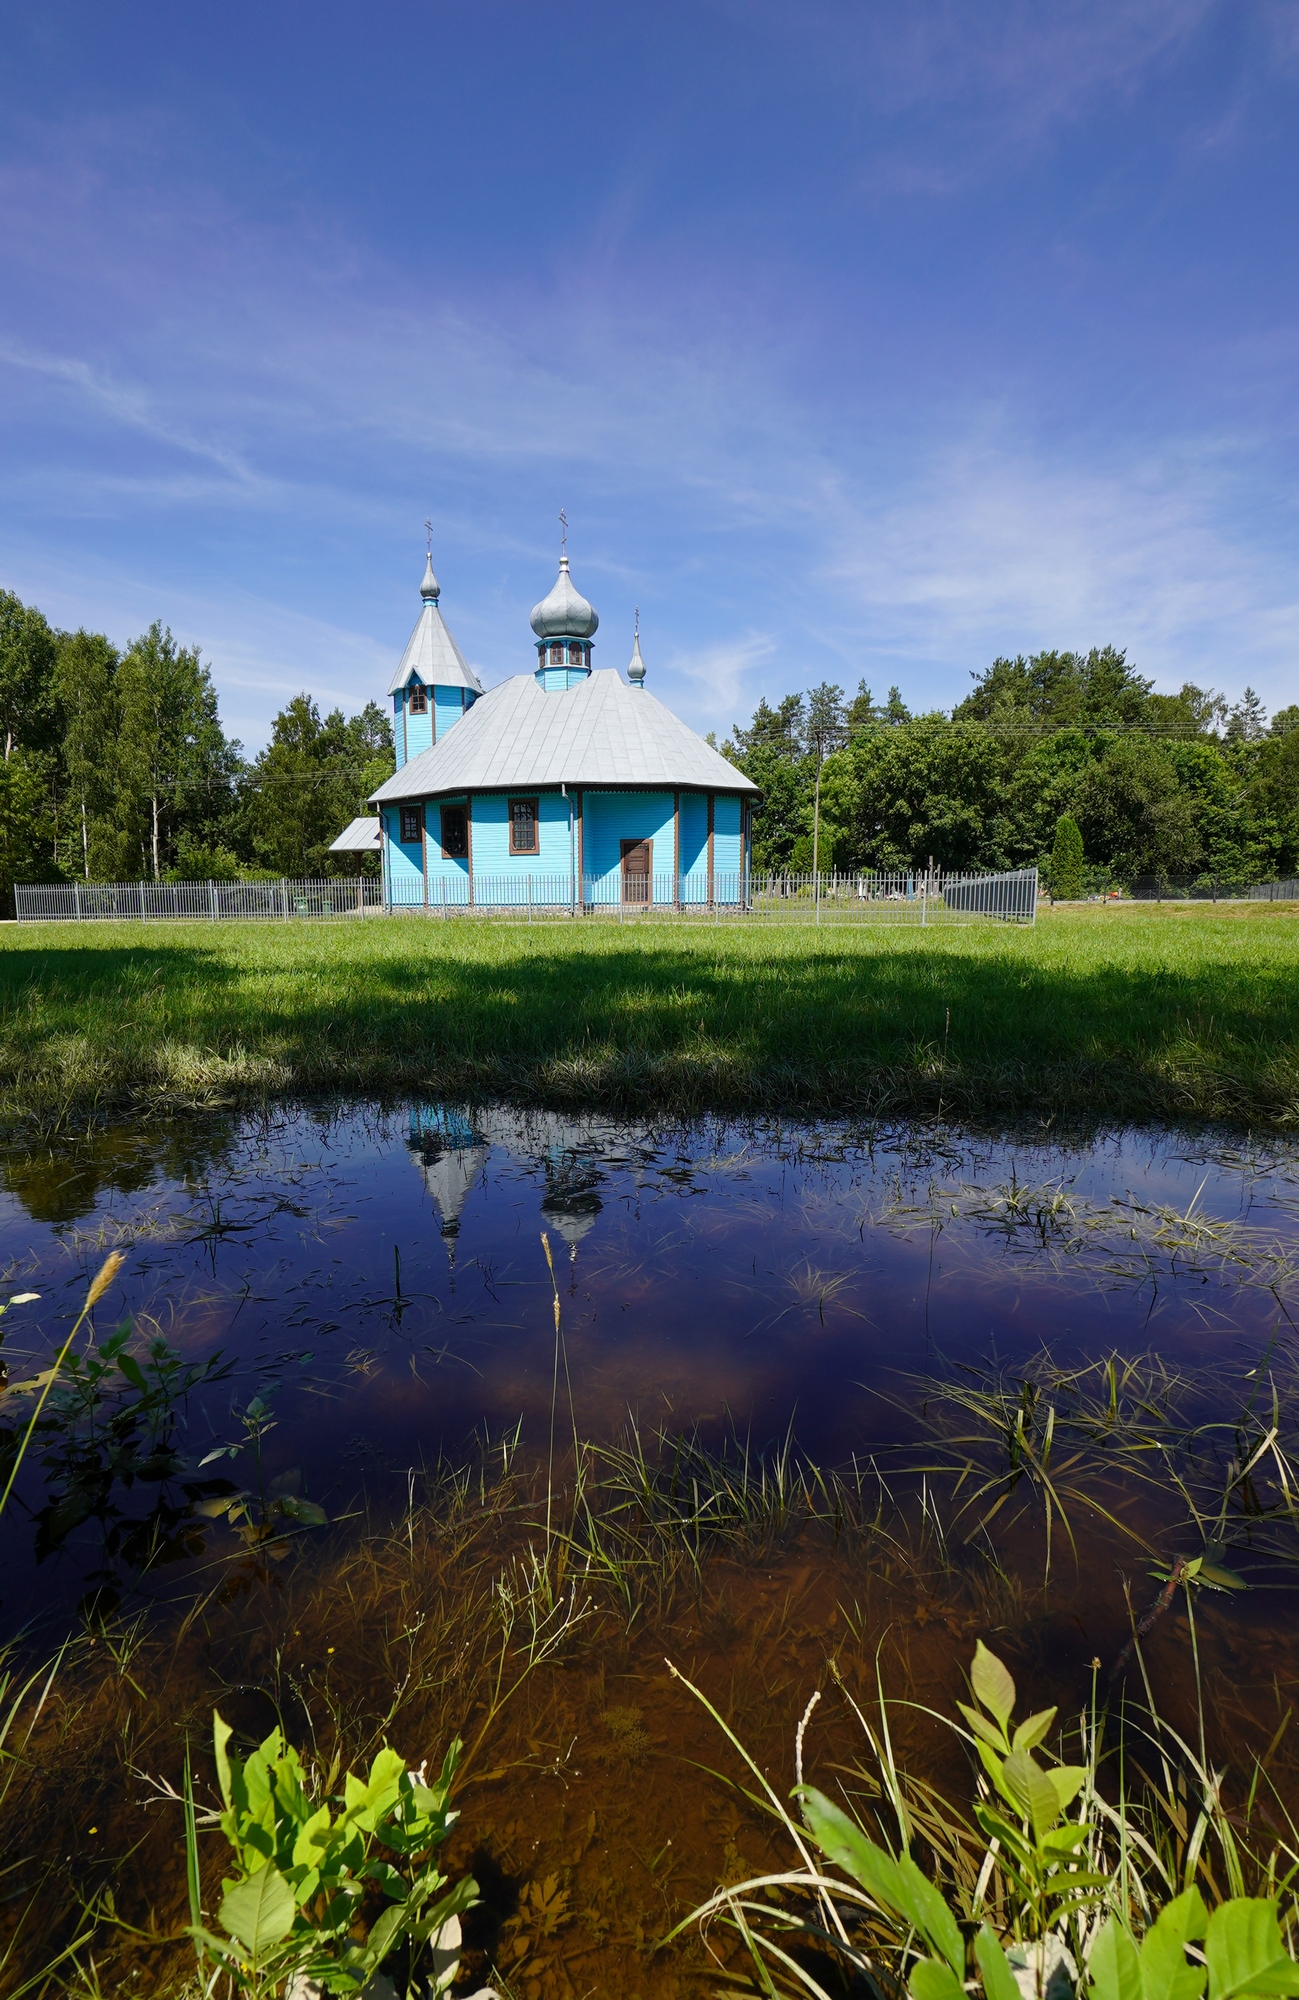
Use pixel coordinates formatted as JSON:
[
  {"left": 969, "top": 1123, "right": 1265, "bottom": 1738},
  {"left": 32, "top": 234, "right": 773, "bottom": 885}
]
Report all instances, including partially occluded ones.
[{"left": 362, "top": 548, "right": 757, "bottom": 909}]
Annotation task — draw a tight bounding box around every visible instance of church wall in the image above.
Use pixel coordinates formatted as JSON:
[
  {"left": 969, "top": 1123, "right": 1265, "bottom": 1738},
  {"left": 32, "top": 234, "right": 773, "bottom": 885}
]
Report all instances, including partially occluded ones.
[
  {"left": 467, "top": 791, "right": 574, "bottom": 891},
  {"left": 678, "top": 792, "right": 710, "bottom": 903},
  {"left": 435, "top": 687, "right": 471, "bottom": 739},
  {"left": 583, "top": 790, "right": 675, "bottom": 903},
  {"left": 713, "top": 793, "right": 743, "bottom": 892},
  {"left": 403, "top": 692, "right": 434, "bottom": 762},
  {"left": 384, "top": 806, "right": 427, "bottom": 904}
]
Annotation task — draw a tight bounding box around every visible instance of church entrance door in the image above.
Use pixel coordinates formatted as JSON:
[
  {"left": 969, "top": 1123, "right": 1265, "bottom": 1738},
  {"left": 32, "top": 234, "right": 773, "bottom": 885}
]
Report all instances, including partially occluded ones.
[{"left": 620, "top": 839, "right": 652, "bottom": 906}]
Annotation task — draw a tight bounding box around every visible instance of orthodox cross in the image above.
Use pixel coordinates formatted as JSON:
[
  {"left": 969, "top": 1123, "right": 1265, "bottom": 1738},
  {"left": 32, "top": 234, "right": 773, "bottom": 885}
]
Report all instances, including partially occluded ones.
[
  {"left": 634, "top": 605, "right": 640, "bottom": 637},
  {"left": 559, "top": 507, "right": 568, "bottom": 556},
  {"left": 424, "top": 517, "right": 433, "bottom": 554}
]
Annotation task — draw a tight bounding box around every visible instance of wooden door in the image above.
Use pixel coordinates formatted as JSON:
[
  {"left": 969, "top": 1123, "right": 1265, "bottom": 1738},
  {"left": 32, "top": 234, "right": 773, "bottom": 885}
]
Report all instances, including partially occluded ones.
[{"left": 620, "top": 839, "right": 652, "bottom": 905}]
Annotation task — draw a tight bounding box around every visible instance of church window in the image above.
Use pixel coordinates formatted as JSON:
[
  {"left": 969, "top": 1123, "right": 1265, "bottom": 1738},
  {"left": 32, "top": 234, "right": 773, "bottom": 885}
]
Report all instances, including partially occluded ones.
[
  {"left": 549, "top": 643, "right": 563, "bottom": 664},
  {"left": 509, "top": 797, "right": 539, "bottom": 854},
  {"left": 569, "top": 643, "right": 585, "bottom": 666},
  {"left": 399, "top": 806, "right": 422, "bottom": 844},
  {"left": 441, "top": 805, "right": 468, "bottom": 859},
  {"left": 407, "top": 682, "right": 428, "bottom": 715}
]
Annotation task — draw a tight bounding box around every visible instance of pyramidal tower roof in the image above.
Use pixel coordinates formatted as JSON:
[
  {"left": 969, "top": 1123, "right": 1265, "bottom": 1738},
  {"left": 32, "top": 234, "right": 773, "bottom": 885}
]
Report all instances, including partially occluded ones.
[{"left": 387, "top": 553, "right": 484, "bottom": 697}]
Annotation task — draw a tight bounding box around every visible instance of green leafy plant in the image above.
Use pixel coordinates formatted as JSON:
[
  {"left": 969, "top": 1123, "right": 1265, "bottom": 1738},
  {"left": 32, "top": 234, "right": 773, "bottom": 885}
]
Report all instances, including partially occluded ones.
[
  {"left": 185, "top": 1714, "right": 477, "bottom": 1998},
  {"left": 1089, "top": 1888, "right": 1299, "bottom": 2000},
  {"left": 674, "top": 1641, "right": 1299, "bottom": 2000}
]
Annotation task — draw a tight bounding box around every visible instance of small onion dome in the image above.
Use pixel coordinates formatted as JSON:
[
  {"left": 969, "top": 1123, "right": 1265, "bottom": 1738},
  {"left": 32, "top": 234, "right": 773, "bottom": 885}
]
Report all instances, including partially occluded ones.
[
  {"left": 627, "top": 630, "right": 647, "bottom": 685},
  {"left": 530, "top": 554, "right": 599, "bottom": 640},
  {"left": 420, "top": 552, "right": 441, "bottom": 602}
]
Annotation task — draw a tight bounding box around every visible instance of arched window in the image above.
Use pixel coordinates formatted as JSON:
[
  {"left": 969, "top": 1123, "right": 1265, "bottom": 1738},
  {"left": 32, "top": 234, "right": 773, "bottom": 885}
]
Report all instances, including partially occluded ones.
[
  {"left": 549, "top": 643, "right": 563, "bottom": 665},
  {"left": 408, "top": 681, "right": 428, "bottom": 715},
  {"left": 569, "top": 642, "right": 585, "bottom": 666}
]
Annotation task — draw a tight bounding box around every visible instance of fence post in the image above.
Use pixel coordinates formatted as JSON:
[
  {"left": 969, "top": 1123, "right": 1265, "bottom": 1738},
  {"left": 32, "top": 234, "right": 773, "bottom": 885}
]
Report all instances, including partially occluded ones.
[
  {"left": 73, "top": 881, "right": 82, "bottom": 922},
  {"left": 210, "top": 880, "right": 218, "bottom": 922},
  {"left": 282, "top": 878, "right": 289, "bottom": 920},
  {"left": 921, "top": 879, "right": 927, "bottom": 926},
  {"left": 139, "top": 881, "right": 147, "bottom": 921}
]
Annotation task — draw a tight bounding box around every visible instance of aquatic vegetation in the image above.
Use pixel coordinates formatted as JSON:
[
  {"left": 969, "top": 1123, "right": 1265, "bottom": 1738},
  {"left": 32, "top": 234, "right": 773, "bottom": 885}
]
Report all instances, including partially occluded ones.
[
  {"left": 675, "top": 1639, "right": 1299, "bottom": 1999},
  {"left": 184, "top": 1716, "right": 475, "bottom": 1998}
]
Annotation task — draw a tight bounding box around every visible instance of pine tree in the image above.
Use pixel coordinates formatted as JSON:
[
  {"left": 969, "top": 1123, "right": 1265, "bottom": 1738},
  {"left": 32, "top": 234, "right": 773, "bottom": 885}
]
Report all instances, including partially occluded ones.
[{"left": 1050, "top": 812, "right": 1085, "bottom": 900}]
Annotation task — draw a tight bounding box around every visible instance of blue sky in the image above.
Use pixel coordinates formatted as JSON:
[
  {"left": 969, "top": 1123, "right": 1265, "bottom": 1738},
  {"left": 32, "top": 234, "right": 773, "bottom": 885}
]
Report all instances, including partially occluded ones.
[{"left": 1, "top": 0, "right": 1296, "bottom": 750}]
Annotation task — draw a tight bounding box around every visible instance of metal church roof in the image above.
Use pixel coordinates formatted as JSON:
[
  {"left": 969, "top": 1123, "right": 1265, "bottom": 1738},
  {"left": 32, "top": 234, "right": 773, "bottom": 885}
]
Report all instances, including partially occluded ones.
[
  {"left": 329, "top": 815, "right": 382, "bottom": 852},
  {"left": 387, "top": 598, "right": 484, "bottom": 697},
  {"left": 370, "top": 670, "right": 757, "bottom": 803}
]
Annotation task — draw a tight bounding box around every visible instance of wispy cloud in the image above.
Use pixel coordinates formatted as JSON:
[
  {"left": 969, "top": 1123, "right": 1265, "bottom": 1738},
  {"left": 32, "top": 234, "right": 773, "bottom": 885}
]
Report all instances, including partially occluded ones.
[{"left": 1, "top": 30, "right": 1296, "bottom": 747}]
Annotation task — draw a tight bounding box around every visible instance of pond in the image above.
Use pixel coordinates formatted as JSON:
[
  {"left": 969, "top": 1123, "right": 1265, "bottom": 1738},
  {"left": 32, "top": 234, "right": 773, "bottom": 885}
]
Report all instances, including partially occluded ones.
[{"left": 2, "top": 1104, "right": 1298, "bottom": 1995}]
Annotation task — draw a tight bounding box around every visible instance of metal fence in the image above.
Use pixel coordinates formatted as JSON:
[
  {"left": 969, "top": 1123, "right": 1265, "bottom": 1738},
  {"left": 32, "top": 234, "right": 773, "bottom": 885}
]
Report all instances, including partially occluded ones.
[
  {"left": 16, "top": 866, "right": 1038, "bottom": 926},
  {"left": 1112, "top": 875, "right": 1299, "bottom": 902},
  {"left": 15, "top": 877, "right": 383, "bottom": 922}
]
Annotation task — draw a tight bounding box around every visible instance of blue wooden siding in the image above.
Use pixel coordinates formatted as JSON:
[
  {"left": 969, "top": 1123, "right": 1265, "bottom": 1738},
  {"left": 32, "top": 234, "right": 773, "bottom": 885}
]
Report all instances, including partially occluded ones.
[
  {"left": 678, "top": 792, "right": 709, "bottom": 902},
  {"left": 466, "top": 792, "right": 574, "bottom": 879},
  {"left": 383, "top": 789, "right": 750, "bottom": 908},
  {"left": 714, "top": 793, "right": 742, "bottom": 884},
  {"left": 384, "top": 806, "right": 426, "bottom": 901},
  {"left": 435, "top": 687, "right": 471, "bottom": 739},
  {"left": 535, "top": 665, "right": 590, "bottom": 692},
  {"left": 583, "top": 791, "right": 675, "bottom": 903},
  {"left": 394, "top": 685, "right": 476, "bottom": 770}
]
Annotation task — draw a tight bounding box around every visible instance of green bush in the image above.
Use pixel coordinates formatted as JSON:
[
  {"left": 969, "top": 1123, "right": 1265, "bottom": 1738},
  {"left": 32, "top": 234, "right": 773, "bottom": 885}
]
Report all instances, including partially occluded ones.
[{"left": 1050, "top": 814, "right": 1086, "bottom": 900}]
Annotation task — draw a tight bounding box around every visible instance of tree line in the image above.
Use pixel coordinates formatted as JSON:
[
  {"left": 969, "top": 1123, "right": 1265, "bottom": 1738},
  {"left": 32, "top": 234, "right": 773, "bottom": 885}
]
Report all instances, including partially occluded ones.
[
  {"left": 715, "top": 647, "right": 1299, "bottom": 888},
  {"left": 0, "top": 590, "right": 395, "bottom": 913}
]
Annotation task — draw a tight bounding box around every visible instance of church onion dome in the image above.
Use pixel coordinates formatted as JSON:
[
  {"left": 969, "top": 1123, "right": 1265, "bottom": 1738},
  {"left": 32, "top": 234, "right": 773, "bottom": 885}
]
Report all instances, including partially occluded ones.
[
  {"left": 530, "top": 555, "right": 599, "bottom": 640},
  {"left": 627, "top": 628, "right": 646, "bottom": 686},
  {"left": 420, "top": 552, "right": 440, "bottom": 602}
]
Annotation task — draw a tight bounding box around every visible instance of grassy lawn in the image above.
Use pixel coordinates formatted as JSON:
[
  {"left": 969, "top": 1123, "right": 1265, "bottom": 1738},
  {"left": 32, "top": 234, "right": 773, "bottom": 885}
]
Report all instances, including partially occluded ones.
[{"left": 1, "top": 901, "right": 1296, "bottom": 1130}]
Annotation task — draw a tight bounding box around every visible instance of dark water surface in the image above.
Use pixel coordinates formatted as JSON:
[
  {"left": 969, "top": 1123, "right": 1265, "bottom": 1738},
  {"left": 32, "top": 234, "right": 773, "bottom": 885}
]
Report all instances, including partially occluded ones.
[
  {"left": 4, "top": 1106, "right": 1299, "bottom": 1998},
  {"left": 1, "top": 1102, "right": 1297, "bottom": 1624}
]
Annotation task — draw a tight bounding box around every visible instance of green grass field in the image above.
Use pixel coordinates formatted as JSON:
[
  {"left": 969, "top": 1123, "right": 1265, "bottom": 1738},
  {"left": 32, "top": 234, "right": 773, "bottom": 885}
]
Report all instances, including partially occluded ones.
[{"left": 1, "top": 902, "right": 1296, "bottom": 1131}]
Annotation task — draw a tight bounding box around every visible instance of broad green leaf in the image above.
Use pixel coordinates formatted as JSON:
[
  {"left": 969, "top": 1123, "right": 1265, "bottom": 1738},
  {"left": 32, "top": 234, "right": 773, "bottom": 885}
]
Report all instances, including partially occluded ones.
[
  {"left": 796, "top": 1786, "right": 907, "bottom": 1907},
  {"left": 218, "top": 1865, "right": 295, "bottom": 1956},
  {"left": 276, "top": 1494, "right": 327, "bottom": 1526},
  {"left": 1198, "top": 1564, "right": 1247, "bottom": 1592},
  {"left": 1090, "top": 1917, "right": 1142, "bottom": 2000},
  {"left": 213, "top": 1712, "right": 234, "bottom": 1811},
  {"left": 355, "top": 1899, "right": 407, "bottom": 1970},
  {"left": 408, "top": 1872, "right": 479, "bottom": 1947},
  {"left": 1001, "top": 1746, "right": 1062, "bottom": 1836},
  {"left": 976, "top": 1927, "right": 1022, "bottom": 2000},
  {"left": 116, "top": 1352, "right": 147, "bottom": 1391},
  {"left": 911, "top": 1958, "right": 967, "bottom": 2000},
  {"left": 1206, "top": 1899, "right": 1299, "bottom": 2000},
  {"left": 1013, "top": 1707, "right": 1058, "bottom": 1754},
  {"left": 972, "top": 1643, "right": 1017, "bottom": 1733},
  {"left": 959, "top": 1701, "right": 1011, "bottom": 1753},
  {"left": 1140, "top": 1887, "right": 1209, "bottom": 2000},
  {"left": 291, "top": 1804, "right": 333, "bottom": 1871},
  {"left": 896, "top": 1854, "right": 965, "bottom": 1977},
  {"left": 1047, "top": 1764, "right": 1087, "bottom": 1814}
]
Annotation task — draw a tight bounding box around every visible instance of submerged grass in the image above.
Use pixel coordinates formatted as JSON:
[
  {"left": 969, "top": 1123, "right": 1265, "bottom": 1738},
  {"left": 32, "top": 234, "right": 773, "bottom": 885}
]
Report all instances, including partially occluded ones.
[
  {"left": 6, "top": 1349, "right": 1299, "bottom": 1997},
  {"left": 0, "top": 902, "right": 1297, "bottom": 1131}
]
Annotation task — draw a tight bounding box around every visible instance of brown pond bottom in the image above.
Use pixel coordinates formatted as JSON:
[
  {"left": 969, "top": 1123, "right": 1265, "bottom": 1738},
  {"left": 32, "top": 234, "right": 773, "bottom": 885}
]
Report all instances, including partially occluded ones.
[{"left": 9, "top": 1457, "right": 1299, "bottom": 2000}]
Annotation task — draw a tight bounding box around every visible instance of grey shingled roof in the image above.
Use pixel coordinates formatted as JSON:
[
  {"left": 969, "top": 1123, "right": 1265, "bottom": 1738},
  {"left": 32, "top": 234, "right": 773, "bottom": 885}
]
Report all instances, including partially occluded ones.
[
  {"left": 370, "top": 671, "right": 757, "bottom": 803},
  {"left": 329, "top": 815, "right": 382, "bottom": 851},
  {"left": 387, "top": 601, "right": 484, "bottom": 697}
]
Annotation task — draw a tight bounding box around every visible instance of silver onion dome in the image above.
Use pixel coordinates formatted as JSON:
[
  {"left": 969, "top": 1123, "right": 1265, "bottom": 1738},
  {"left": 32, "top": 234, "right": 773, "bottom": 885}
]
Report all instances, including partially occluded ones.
[
  {"left": 420, "top": 552, "right": 441, "bottom": 602},
  {"left": 529, "top": 555, "right": 599, "bottom": 640},
  {"left": 627, "top": 630, "right": 646, "bottom": 685}
]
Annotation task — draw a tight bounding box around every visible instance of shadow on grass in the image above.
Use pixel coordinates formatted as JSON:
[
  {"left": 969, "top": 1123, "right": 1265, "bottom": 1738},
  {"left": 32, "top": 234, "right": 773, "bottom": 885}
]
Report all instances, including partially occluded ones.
[{"left": 0, "top": 929, "right": 1296, "bottom": 1126}]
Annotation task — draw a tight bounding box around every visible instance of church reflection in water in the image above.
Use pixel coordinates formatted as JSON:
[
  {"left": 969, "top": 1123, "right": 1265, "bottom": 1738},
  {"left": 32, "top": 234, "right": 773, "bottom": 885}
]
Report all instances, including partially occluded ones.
[{"left": 407, "top": 1104, "right": 659, "bottom": 1261}]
